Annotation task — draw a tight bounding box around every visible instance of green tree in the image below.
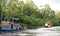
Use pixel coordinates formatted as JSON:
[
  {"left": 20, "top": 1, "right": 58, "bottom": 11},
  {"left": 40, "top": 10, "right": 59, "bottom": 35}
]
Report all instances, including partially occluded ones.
[
  {"left": 1, "top": 0, "right": 59, "bottom": 27},
  {"left": 0, "top": 0, "right": 2, "bottom": 23}
]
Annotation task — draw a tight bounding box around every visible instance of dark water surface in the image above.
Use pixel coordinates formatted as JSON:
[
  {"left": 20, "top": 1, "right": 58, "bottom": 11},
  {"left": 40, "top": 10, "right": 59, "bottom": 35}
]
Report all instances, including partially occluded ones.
[{"left": 0, "top": 27, "right": 60, "bottom": 36}]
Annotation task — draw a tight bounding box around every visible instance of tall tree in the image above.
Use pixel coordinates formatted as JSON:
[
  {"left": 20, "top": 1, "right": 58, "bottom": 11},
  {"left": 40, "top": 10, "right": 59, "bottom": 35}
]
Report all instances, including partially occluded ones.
[{"left": 0, "top": 0, "right": 2, "bottom": 23}]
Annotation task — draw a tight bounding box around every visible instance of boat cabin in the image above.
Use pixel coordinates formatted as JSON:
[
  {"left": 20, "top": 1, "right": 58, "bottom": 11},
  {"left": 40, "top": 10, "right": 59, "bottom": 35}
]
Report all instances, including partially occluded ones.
[{"left": 1, "top": 18, "right": 20, "bottom": 31}]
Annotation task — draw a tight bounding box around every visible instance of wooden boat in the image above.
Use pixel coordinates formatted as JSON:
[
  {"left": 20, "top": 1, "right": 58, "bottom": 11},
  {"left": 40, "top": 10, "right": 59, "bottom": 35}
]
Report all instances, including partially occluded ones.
[{"left": 1, "top": 18, "right": 20, "bottom": 31}]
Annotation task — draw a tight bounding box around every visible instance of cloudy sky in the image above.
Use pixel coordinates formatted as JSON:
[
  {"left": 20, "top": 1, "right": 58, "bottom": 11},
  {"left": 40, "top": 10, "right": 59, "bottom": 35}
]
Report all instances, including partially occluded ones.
[
  {"left": 32, "top": 0, "right": 60, "bottom": 11},
  {"left": 23, "top": 0, "right": 60, "bottom": 11}
]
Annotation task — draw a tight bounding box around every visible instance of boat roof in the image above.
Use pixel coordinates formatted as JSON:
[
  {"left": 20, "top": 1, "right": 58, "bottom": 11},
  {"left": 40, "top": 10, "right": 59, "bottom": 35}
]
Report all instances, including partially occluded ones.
[{"left": 4, "top": 18, "right": 19, "bottom": 20}]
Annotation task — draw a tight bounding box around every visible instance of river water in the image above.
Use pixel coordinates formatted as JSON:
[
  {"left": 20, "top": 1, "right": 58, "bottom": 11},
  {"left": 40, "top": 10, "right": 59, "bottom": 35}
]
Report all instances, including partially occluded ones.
[{"left": 0, "top": 26, "right": 60, "bottom": 36}]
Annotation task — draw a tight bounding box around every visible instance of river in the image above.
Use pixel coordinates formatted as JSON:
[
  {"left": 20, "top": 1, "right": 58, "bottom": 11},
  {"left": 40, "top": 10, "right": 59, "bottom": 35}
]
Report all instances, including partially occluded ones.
[{"left": 0, "top": 26, "right": 60, "bottom": 36}]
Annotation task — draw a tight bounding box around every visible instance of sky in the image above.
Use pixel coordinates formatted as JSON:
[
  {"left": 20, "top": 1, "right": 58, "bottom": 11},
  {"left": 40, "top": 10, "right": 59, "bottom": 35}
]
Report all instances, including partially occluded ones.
[{"left": 23, "top": 0, "right": 60, "bottom": 11}]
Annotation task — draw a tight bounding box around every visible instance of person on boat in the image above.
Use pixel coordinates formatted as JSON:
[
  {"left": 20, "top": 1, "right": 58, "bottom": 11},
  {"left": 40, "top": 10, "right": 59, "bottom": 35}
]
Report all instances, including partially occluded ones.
[
  {"left": 2, "top": 19, "right": 10, "bottom": 25},
  {"left": 44, "top": 21, "right": 51, "bottom": 28}
]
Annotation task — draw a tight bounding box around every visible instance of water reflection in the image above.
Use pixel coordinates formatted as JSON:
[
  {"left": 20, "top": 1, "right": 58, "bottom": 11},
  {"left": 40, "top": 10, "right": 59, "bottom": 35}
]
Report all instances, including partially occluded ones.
[
  {"left": 0, "top": 31, "right": 35, "bottom": 36},
  {"left": 0, "top": 27, "right": 60, "bottom": 36}
]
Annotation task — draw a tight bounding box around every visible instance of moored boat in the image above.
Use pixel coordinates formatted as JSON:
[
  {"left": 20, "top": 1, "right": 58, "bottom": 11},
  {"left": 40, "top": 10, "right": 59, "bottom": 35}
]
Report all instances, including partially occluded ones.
[{"left": 0, "top": 18, "right": 20, "bottom": 31}]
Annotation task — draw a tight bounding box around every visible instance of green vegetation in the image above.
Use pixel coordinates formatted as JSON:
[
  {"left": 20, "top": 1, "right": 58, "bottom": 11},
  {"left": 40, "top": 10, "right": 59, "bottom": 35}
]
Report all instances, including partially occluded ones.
[{"left": 0, "top": 0, "right": 60, "bottom": 27}]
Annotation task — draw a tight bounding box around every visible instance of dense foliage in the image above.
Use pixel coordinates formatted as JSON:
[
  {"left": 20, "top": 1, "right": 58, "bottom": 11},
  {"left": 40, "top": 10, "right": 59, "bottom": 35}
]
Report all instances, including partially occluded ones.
[{"left": 0, "top": 0, "right": 60, "bottom": 27}]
